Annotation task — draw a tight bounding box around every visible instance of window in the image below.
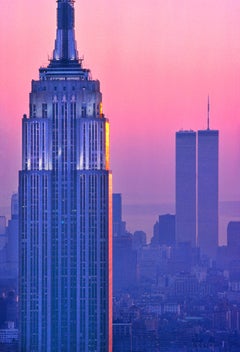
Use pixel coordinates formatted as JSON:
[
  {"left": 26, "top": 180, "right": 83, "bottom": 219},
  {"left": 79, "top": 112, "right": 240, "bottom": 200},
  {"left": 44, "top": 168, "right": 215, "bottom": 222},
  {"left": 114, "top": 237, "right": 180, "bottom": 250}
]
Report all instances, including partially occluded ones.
[
  {"left": 30, "top": 104, "right": 36, "bottom": 118},
  {"left": 42, "top": 104, "right": 47, "bottom": 118},
  {"left": 81, "top": 105, "right": 87, "bottom": 117}
]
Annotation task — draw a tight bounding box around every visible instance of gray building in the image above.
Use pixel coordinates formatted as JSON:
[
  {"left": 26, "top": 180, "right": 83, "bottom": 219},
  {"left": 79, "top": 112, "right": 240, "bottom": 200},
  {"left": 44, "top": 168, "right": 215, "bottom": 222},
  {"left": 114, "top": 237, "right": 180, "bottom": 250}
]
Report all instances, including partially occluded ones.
[
  {"left": 19, "top": 1, "right": 112, "bottom": 351},
  {"left": 198, "top": 129, "right": 219, "bottom": 259},
  {"left": 176, "top": 131, "right": 197, "bottom": 247}
]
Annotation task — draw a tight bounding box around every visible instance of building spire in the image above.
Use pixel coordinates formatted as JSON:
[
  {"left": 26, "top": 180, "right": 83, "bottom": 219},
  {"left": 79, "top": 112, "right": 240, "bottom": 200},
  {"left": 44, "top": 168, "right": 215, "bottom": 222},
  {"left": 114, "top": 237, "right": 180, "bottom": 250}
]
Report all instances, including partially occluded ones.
[
  {"left": 52, "top": 0, "right": 79, "bottom": 62},
  {"left": 207, "top": 95, "right": 210, "bottom": 130}
]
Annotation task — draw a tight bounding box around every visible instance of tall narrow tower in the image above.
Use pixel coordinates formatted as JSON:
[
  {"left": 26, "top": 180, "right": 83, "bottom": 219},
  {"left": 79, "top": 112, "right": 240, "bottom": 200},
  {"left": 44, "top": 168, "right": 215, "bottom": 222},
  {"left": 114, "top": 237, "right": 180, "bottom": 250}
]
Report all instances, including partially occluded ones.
[
  {"left": 19, "top": 1, "right": 112, "bottom": 351},
  {"left": 197, "top": 129, "right": 219, "bottom": 259},
  {"left": 176, "top": 131, "right": 197, "bottom": 247}
]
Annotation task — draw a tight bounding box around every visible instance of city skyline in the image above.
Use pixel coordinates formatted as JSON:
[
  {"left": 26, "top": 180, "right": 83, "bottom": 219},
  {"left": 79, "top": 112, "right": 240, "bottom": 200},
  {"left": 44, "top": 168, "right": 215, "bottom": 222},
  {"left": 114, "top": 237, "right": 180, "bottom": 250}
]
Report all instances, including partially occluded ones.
[{"left": 1, "top": 1, "right": 240, "bottom": 240}]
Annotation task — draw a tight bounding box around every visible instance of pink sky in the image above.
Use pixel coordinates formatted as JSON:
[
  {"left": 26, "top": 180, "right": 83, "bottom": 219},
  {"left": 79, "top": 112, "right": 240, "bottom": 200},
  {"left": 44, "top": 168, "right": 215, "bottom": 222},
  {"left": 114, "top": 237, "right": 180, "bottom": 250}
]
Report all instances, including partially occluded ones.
[{"left": 0, "top": 1, "right": 240, "bottom": 240}]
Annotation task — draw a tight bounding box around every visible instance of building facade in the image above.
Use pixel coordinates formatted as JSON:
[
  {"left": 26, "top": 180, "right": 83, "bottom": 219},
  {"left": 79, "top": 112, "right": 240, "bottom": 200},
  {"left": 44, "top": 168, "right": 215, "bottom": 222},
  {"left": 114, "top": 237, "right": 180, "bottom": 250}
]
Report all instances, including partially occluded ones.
[
  {"left": 19, "top": 1, "right": 112, "bottom": 351},
  {"left": 198, "top": 129, "right": 218, "bottom": 258},
  {"left": 176, "top": 131, "right": 197, "bottom": 247}
]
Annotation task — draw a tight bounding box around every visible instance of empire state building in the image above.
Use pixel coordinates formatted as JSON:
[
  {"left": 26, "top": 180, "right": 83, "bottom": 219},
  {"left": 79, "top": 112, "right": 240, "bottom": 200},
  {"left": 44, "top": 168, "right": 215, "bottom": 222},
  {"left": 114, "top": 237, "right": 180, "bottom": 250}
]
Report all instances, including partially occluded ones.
[{"left": 19, "top": 1, "right": 112, "bottom": 351}]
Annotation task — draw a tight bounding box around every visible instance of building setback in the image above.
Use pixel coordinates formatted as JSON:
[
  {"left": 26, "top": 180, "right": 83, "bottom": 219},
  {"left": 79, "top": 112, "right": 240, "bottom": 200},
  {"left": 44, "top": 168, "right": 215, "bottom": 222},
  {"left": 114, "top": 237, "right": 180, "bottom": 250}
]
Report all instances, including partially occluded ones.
[{"left": 19, "top": 1, "right": 112, "bottom": 351}]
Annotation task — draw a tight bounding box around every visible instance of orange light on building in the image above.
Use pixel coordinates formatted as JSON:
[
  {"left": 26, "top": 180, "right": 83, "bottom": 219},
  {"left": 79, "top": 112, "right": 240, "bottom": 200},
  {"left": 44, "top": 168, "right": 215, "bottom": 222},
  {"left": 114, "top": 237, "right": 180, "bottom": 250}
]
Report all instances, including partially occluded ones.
[
  {"left": 108, "top": 172, "right": 113, "bottom": 352},
  {"left": 100, "top": 102, "right": 103, "bottom": 117},
  {"left": 105, "top": 121, "right": 110, "bottom": 170}
]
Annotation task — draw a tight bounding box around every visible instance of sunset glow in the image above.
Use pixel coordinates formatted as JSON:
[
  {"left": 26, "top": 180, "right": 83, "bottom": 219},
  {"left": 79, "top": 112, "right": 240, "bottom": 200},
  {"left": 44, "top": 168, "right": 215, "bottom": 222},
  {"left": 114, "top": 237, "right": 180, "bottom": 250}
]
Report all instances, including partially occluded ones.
[{"left": 1, "top": 1, "right": 240, "bottom": 240}]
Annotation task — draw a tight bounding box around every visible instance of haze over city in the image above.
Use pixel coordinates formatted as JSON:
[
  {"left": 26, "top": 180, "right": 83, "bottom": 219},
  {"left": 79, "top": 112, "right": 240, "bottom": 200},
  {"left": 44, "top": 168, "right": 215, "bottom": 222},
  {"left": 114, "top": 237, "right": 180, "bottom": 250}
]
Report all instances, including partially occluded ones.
[
  {"left": 1, "top": 1, "right": 240, "bottom": 241},
  {"left": 2, "top": 1, "right": 240, "bottom": 351}
]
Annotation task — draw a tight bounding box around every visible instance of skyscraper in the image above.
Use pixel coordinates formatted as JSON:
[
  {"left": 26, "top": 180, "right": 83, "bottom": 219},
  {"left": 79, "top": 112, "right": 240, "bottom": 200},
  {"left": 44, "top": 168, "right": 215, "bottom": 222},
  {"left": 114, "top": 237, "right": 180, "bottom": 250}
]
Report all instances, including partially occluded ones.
[
  {"left": 176, "top": 131, "right": 197, "bottom": 247},
  {"left": 19, "top": 1, "right": 112, "bottom": 351},
  {"left": 198, "top": 129, "right": 219, "bottom": 258},
  {"left": 112, "top": 193, "right": 123, "bottom": 237}
]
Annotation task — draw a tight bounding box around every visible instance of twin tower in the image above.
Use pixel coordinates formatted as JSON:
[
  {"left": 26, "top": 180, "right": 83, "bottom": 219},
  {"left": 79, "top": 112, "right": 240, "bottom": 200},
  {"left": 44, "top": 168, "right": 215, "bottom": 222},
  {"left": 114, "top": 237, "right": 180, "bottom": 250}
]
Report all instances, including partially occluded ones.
[{"left": 176, "top": 128, "right": 219, "bottom": 259}]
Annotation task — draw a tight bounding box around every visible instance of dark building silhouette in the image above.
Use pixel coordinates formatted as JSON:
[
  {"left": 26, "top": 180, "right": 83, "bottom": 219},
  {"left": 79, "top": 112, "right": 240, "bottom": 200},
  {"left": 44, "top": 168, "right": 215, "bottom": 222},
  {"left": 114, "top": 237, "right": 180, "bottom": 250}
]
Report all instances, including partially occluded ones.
[
  {"left": 113, "top": 194, "right": 122, "bottom": 225},
  {"left": 152, "top": 214, "right": 175, "bottom": 246},
  {"left": 19, "top": 1, "right": 112, "bottom": 351},
  {"left": 113, "top": 193, "right": 125, "bottom": 237}
]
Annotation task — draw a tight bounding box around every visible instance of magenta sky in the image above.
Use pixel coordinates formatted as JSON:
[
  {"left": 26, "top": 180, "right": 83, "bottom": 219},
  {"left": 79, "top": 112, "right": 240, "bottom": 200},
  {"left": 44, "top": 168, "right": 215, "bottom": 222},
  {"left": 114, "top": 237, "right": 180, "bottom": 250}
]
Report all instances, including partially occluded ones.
[{"left": 1, "top": 1, "right": 240, "bottom": 240}]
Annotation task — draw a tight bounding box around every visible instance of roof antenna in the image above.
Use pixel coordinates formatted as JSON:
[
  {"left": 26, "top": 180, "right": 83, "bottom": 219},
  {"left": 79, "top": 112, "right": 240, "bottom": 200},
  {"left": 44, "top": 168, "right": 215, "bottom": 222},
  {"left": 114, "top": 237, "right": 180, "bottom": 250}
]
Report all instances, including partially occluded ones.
[{"left": 207, "top": 95, "right": 210, "bottom": 130}]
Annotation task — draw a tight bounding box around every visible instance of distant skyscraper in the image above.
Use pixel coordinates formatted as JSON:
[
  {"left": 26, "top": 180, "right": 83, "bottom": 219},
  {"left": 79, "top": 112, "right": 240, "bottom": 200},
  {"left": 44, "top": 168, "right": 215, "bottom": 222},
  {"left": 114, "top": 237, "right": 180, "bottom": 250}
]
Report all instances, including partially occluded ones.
[
  {"left": 19, "top": 1, "right": 112, "bottom": 351},
  {"left": 6, "top": 193, "right": 18, "bottom": 278},
  {"left": 113, "top": 194, "right": 122, "bottom": 223},
  {"left": 11, "top": 193, "right": 18, "bottom": 218},
  {"left": 198, "top": 129, "right": 219, "bottom": 258},
  {"left": 176, "top": 131, "right": 197, "bottom": 246},
  {"left": 112, "top": 193, "right": 123, "bottom": 237}
]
